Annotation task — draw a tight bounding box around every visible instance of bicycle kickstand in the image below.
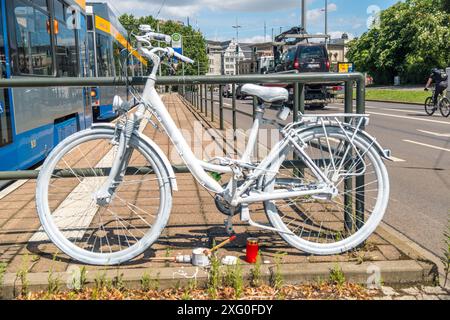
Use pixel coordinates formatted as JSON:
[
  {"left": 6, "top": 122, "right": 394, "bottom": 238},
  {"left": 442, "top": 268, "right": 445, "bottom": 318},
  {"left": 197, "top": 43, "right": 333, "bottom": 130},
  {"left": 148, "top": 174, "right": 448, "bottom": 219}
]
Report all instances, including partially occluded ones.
[{"left": 224, "top": 212, "right": 235, "bottom": 235}]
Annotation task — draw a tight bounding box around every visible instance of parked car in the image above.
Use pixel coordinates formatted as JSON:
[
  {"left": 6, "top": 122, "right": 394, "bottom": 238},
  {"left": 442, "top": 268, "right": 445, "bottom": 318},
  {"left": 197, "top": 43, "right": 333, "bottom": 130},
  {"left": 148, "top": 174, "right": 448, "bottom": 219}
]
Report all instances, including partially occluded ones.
[
  {"left": 271, "top": 43, "right": 331, "bottom": 109},
  {"left": 222, "top": 84, "right": 233, "bottom": 98},
  {"left": 236, "top": 84, "right": 250, "bottom": 100},
  {"left": 277, "top": 44, "right": 330, "bottom": 73}
]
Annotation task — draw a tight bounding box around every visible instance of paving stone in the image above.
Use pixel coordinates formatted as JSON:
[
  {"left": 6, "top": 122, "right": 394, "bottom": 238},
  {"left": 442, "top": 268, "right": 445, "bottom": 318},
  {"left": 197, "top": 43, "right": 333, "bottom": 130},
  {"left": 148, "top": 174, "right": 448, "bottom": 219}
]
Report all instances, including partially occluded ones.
[
  {"left": 394, "top": 295, "right": 416, "bottom": 300},
  {"left": 419, "top": 294, "right": 440, "bottom": 300},
  {"left": 381, "top": 286, "right": 399, "bottom": 296},
  {"left": 373, "top": 296, "right": 393, "bottom": 300},
  {"left": 401, "top": 287, "right": 421, "bottom": 296},
  {"left": 421, "top": 286, "right": 447, "bottom": 295},
  {"left": 377, "top": 245, "right": 402, "bottom": 261}
]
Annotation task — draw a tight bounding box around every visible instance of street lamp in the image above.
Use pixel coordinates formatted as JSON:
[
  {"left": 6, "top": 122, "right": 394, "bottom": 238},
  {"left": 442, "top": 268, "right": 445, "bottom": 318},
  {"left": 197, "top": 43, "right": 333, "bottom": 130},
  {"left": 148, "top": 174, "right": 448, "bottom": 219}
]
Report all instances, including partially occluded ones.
[
  {"left": 232, "top": 18, "right": 242, "bottom": 75},
  {"left": 322, "top": 0, "right": 329, "bottom": 49}
]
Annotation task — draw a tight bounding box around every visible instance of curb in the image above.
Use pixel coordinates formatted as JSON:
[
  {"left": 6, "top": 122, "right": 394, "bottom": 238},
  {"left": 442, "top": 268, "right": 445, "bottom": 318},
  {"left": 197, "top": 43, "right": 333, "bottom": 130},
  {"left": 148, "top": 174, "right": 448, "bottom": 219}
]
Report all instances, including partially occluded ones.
[
  {"left": 365, "top": 99, "right": 423, "bottom": 106},
  {"left": 0, "top": 259, "right": 435, "bottom": 299}
]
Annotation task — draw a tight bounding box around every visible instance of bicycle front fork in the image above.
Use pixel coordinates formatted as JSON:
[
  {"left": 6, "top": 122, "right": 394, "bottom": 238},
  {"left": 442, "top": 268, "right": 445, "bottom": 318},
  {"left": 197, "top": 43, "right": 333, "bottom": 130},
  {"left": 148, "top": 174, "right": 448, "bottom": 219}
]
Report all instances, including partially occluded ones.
[{"left": 94, "top": 115, "right": 141, "bottom": 206}]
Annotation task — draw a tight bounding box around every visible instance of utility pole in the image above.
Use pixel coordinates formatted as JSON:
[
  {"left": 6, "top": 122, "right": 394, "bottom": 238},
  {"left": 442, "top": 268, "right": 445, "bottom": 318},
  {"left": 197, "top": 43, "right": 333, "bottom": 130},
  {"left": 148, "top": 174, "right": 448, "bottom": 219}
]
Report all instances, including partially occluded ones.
[
  {"left": 301, "top": 0, "right": 307, "bottom": 31},
  {"left": 232, "top": 18, "right": 242, "bottom": 75},
  {"left": 325, "top": 0, "right": 329, "bottom": 49},
  {"left": 264, "top": 21, "right": 267, "bottom": 42}
]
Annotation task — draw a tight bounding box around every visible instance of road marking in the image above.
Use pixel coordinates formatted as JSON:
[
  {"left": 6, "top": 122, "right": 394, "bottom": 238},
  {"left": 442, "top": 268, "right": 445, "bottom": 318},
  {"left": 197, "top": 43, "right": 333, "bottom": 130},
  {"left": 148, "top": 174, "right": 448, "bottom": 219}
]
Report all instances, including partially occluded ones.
[
  {"left": 0, "top": 180, "right": 28, "bottom": 201},
  {"left": 30, "top": 110, "right": 152, "bottom": 243},
  {"left": 389, "top": 156, "right": 406, "bottom": 162},
  {"left": 366, "top": 106, "right": 420, "bottom": 114},
  {"left": 417, "top": 129, "right": 450, "bottom": 138},
  {"left": 367, "top": 111, "right": 450, "bottom": 125},
  {"left": 403, "top": 140, "right": 450, "bottom": 153}
]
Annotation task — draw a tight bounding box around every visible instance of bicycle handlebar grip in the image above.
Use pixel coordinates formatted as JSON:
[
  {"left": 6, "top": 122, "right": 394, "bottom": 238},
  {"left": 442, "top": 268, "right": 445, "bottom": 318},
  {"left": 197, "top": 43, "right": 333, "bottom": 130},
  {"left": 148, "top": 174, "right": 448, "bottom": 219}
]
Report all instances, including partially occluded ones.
[
  {"left": 148, "top": 32, "right": 171, "bottom": 43},
  {"left": 173, "top": 50, "right": 195, "bottom": 64}
]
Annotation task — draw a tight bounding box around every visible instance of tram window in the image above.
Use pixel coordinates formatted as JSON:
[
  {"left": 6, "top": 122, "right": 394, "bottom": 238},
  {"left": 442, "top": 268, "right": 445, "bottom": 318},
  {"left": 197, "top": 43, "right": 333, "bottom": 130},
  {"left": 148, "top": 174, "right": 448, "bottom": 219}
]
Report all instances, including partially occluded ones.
[
  {"left": 30, "top": 0, "right": 48, "bottom": 11},
  {"left": 54, "top": 1, "right": 78, "bottom": 77},
  {"left": 53, "top": 0, "right": 64, "bottom": 21},
  {"left": 87, "top": 32, "right": 96, "bottom": 76},
  {"left": 86, "top": 15, "right": 93, "bottom": 31},
  {"left": 55, "top": 23, "right": 78, "bottom": 76},
  {"left": 96, "top": 33, "right": 112, "bottom": 77},
  {"left": 113, "top": 41, "right": 124, "bottom": 76},
  {"left": 13, "top": 0, "right": 53, "bottom": 75}
]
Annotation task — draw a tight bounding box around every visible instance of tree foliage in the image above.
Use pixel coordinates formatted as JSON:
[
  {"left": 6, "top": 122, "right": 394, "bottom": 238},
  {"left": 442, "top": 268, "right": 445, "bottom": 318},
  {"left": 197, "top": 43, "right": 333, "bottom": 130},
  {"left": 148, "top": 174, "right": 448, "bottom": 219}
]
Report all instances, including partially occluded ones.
[
  {"left": 347, "top": 0, "right": 450, "bottom": 84},
  {"left": 119, "top": 14, "right": 209, "bottom": 76}
]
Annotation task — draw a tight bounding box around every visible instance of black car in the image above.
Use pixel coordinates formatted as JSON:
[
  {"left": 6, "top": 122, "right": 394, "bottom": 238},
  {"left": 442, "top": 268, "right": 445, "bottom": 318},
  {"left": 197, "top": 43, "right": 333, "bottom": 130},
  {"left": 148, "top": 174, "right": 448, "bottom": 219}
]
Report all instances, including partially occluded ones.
[
  {"left": 276, "top": 44, "right": 330, "bottom": 73},
  {"left": 273, "top": 44, "right": 331, "bottom": 109}
]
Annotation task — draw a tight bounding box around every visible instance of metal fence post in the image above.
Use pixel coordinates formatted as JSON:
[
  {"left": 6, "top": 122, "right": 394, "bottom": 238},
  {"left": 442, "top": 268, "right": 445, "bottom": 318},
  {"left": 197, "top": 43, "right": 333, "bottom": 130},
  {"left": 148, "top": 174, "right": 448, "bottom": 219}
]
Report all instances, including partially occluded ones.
[
  {"left": 195, "top": 85, "right": 200, "bottom": 110},
  {"left": 355, "top": 77, "right": 366, "bottom": 230},
  {"left": 204, "top": 84, "right": 208, "bottom": 117},
  {"left": 219, "top": 85, "right": 224, "bottom": 130},
  {"left": 210, "top": 85, "right": 214, "bottom": 122},
  {"left": 200, "top": 84, "right": 203, "bottom": 112},
  {"left": 344, "top": 80, "right": 354, "bottom": 233},
  {"left": 232, "top": 83, "right": 237, "bottom": 137}
]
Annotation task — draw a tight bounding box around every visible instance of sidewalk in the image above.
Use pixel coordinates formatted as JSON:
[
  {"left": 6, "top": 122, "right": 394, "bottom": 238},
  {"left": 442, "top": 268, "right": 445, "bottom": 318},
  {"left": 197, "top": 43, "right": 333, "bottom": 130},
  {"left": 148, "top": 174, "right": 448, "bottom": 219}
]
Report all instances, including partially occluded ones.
[{"left": 0, "top": 94, "right": 441, "bottom": 299}]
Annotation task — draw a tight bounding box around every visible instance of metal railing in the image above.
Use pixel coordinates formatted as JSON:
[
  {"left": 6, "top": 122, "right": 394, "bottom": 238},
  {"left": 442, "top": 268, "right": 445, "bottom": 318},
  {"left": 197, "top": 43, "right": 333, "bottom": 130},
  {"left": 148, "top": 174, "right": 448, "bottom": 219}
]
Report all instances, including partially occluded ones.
[
  {"left": 0, "top": 72, "right": 365, "bottom": 181},
  {"left": 0, "top": 72, "right": 366, "bottom": 233}
]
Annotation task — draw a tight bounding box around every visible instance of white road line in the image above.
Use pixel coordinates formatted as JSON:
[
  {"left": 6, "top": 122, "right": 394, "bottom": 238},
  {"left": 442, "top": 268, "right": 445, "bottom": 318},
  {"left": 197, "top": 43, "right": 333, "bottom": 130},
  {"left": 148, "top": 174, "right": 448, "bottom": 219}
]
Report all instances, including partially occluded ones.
[
  {"left": 403, "top": 140, "right": 450, "bottom": 153},
  {"left": 389, "top": 156, "right": 406, "bottom": 162},
  {"left": 366, "top": 106, "right": 420, "bottom": 114},
  {"left": 30, "top": 111, "right": 152, "bottom": 243},
  {"left": 0, "top": 180, "right": 28, "bottom": 201},
  {"left": 417, "top": 129, "right": 450, "bottom": 138},
  {"left": 368, "top": 111, "right": 450, "bottom": 125}
]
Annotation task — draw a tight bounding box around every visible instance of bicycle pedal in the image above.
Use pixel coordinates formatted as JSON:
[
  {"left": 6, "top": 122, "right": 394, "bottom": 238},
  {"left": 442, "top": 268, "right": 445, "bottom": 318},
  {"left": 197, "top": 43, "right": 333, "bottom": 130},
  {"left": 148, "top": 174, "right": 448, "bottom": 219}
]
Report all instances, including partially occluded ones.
[{"left": 240, "top": 205, "right": 250, "bottom": 222}]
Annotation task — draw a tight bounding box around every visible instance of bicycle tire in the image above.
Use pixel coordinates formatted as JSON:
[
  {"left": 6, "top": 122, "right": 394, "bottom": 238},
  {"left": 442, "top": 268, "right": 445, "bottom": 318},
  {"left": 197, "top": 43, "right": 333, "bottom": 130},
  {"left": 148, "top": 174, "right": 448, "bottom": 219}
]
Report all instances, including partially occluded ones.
[
  {"left": 424, "top": 97, "right": 436, "bottom": 116},
  {"left": 439, "top": 97, "right": 450, "bottom": 117},
  {"left": 263, "top": 126, "right": 389, "bottom": 255},
  {"left": 36, "top": 127, "right": 173, "bottom": 265}
]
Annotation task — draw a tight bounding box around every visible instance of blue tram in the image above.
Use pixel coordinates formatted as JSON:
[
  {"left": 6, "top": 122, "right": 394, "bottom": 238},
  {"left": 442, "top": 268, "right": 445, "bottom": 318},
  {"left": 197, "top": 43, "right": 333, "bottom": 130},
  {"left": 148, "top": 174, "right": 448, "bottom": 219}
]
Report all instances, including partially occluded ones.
[
  {"left": 86, "top": 2, "right": 145, "bottom": 121},
  {"left": 0, "top": 0, "right": 143, "bottom": 172}
]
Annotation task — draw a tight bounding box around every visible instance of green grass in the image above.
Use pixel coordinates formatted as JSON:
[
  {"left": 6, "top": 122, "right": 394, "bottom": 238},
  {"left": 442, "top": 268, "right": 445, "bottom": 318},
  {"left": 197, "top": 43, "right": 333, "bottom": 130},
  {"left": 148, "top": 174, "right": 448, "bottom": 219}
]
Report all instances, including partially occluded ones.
[{"left": 364, "top": 89, "right": 430, "bottom": 104}]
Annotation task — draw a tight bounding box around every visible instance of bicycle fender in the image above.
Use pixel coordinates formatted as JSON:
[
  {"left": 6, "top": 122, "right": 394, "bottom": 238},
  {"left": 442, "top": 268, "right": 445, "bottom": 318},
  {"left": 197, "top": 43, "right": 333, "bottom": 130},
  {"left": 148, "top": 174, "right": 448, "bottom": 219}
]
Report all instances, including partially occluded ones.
[
  {"left": 92, "top": 123, "right": 179, "bottom": 191},
  {"left": 292, "top": 124, "right": 394, "bottom": 162}
]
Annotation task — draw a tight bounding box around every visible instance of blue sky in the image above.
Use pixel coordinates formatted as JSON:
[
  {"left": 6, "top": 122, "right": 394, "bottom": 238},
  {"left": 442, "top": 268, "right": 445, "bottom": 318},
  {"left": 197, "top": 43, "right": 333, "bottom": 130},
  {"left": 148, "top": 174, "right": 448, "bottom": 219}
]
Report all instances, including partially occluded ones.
[{"left": 105, "top": 0, "right": 402, "bottom": 42}]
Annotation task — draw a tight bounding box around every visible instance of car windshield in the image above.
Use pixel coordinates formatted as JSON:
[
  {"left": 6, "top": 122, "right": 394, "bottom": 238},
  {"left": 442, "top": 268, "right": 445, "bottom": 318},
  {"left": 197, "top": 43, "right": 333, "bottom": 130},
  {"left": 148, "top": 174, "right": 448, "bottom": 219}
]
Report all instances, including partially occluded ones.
[{"left": 300, "top": 47, "right": 325, "bottom": 59}]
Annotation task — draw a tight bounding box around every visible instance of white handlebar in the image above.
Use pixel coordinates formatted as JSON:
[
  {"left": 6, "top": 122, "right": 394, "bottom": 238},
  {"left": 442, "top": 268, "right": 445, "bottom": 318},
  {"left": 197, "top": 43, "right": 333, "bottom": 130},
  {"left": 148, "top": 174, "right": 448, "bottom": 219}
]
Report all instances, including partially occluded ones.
[
  {"left": 172, "top": 50, "right": 195, "bottom": 64},
  {"left": 147, "top": 32, "right": 172, "bottom": 44}
]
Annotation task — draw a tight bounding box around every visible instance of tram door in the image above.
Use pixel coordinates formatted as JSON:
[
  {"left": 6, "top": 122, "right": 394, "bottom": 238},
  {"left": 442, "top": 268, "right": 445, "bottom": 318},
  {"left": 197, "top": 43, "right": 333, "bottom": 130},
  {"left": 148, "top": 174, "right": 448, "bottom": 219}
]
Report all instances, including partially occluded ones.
[{"left": 0, "top": 8, "right": 13, "bottom": 149}]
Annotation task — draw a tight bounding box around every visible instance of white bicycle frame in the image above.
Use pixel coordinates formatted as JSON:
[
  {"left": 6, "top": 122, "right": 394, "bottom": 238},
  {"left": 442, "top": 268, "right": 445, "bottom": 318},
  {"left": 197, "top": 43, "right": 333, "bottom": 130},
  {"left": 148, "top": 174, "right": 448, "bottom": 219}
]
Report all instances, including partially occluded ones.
[{"left": 103, "top": 43, "right": 374, "bottom": 215}]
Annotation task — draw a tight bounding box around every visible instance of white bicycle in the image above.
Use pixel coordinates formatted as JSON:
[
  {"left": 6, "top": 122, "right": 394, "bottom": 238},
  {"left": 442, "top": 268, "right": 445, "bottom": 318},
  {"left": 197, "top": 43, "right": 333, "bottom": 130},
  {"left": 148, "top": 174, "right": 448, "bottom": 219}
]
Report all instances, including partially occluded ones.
[{"left": 35, "top": 26, "right": 391, "bottom": 265}]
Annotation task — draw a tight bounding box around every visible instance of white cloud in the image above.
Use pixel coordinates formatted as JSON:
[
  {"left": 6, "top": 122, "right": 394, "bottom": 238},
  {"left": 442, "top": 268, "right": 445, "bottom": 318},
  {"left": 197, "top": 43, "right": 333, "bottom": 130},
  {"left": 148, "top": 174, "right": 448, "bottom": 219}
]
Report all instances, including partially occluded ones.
[
  {"left": 307, "top": 2, "right": 337, "bottom": 22},
  {"left": 239, "top": 35, "right": 269, "bottom": 43},
  {"left": 328, "top": 31, "right": 354, "bottom": 40},
  {"left": 102, "top": 0, "right": 307, "bottom": 18}
]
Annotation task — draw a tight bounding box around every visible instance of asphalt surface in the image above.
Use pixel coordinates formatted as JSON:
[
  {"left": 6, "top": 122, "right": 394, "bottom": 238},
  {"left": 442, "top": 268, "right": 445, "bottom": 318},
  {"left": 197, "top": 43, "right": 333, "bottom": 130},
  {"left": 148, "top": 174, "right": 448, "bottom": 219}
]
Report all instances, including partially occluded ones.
[{"left": 205, "top": 94, "right": 450, "bottom": 257}]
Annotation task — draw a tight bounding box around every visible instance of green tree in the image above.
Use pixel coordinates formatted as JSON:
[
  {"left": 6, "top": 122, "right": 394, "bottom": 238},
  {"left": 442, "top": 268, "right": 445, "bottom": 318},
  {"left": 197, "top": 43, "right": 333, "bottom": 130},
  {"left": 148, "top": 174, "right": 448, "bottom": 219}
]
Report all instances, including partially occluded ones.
[
  {"left": 347, "top": 0, "right": 450, "bottom": 84},
  {"left": 119, "top": 14, "right": 209, "bottom": 76}
]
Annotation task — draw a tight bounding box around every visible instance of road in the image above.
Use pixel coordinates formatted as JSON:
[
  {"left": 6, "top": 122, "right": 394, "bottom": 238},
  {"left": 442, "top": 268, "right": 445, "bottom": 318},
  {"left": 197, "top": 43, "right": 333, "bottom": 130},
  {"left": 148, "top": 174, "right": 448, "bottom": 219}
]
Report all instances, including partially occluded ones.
[{"left": 206, "top": 94, "right": 450, "bottom": 258}]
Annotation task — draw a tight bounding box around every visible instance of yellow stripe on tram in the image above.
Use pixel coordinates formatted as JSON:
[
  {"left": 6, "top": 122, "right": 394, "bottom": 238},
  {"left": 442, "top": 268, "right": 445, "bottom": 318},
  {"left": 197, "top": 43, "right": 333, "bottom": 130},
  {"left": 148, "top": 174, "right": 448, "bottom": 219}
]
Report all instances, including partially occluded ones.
[
  {"left": 74, "top": 0, "right": 86, "bottom": 11},
  {"left": 95, "top": 15, "right": 147, "bottom": 66}
]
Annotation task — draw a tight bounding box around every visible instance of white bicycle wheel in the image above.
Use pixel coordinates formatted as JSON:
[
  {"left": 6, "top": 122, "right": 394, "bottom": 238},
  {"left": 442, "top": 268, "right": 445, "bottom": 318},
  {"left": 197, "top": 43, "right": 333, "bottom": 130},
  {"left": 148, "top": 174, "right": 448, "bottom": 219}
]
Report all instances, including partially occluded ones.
[
  {"left": 263, "top": 126, "right": 389, "bottom": 255},
  {"left": 36, "top": 127, "right": 173, "bottom": 265}
]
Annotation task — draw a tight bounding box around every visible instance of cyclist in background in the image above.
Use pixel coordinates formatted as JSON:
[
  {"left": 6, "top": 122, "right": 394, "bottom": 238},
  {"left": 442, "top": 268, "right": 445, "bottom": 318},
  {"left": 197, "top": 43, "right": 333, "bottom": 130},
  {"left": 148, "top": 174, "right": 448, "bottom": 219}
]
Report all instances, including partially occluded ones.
[{"left": 425, "top": 68, "right": 448, "bottom": 106}]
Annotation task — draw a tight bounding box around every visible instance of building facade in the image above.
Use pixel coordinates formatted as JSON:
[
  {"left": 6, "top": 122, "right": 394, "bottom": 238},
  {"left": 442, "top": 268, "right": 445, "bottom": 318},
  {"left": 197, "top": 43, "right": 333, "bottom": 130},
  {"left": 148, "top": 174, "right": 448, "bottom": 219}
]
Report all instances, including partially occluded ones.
[{"left": 206, "top": 40, "right": 248, "bottom": 76}]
